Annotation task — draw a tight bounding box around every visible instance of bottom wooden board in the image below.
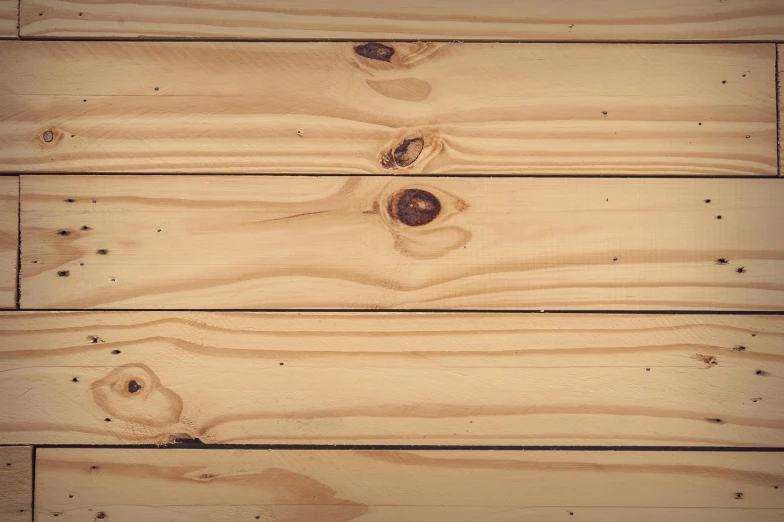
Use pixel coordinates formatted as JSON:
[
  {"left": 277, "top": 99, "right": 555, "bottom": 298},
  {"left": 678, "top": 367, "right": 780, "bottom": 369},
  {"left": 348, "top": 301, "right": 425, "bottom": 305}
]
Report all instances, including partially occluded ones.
[
  {"left": 35, "top": 448, "right": 784, "bottom": 521},
  {"left": 0, "top": 447, "right": 32, "bottom": 522},
  {"left": 0, "top": 177, "right": 17, "bottom": 308}
]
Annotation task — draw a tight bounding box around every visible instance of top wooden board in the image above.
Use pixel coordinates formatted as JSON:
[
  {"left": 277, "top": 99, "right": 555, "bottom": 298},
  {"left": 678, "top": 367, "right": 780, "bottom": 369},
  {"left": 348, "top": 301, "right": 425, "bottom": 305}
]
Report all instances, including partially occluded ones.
[
  {"left": 0, "top": 42, "right": 776, "bottom": 175},
  {"left": 0, "top": 0, "right": 16, "bottom": 38},
  {"left": 18, "top": 0, "right": 784, "bottom": 41}
]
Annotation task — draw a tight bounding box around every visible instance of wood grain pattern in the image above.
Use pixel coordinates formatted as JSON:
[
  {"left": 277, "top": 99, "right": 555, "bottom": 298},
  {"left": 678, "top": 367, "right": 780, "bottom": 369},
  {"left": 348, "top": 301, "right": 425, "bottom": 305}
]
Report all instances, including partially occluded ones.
[
  {"left": 0, "top": 312, "right": 782, "bottom": 446},
  {"left": 18, "top": 0, "right": 784, "bottom": 41},
  {"left": 0, "top": 0, "right": 17, "bottom": 38},
  {"left": 0, "top": 42, "right": 776, "bottom": 175},
  {"left": 779, "top": 44, "right": 782, "bottom": 176},
  {"left": 0, "top": 447, "right": 32, "bottom": 522},
  {"left": 35, "top": 448, "right": 784, "bottom": 521},
  {"left": 19, "top": 176, "right": 784, "bottom": 310},
  {"left": 0, "top": 177, "right": 18, "bottom": 309}
]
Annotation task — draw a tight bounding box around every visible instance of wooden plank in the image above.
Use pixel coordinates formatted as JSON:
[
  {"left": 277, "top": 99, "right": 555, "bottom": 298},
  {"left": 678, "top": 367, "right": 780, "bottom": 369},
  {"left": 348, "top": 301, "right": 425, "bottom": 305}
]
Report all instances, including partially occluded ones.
[
  {"left": 779, "top": 45, "right": 782, "bottom": 176},
  {"left": 1, "top": 312, "right": 782, "bottom": 446},
  {"left": 19, "top": 176, "right": 784, "bottom": 310},
  {"left": 0, "top": 447, "right": 33, "bottom": 522},
  {"left": 0, "top": 177, "right": 18, "bottom": 309},
  {"left": 0, "top": 41, "right": 777, "bottom": 175},
  {"left": 18, "top": 0, "right": 784, "bottom": 41},
  {"left": 35, "top": 448, "right": 784, "bottom": 521},
  {"left": 0, "top": 0, "right": 17, "bottom": 38}
]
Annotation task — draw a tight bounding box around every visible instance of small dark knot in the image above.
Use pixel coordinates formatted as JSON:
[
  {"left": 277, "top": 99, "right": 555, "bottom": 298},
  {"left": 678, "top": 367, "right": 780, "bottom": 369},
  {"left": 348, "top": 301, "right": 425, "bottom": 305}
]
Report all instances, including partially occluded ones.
[{"left": 388, "top": 189, "right": 441, "bottom": 227}]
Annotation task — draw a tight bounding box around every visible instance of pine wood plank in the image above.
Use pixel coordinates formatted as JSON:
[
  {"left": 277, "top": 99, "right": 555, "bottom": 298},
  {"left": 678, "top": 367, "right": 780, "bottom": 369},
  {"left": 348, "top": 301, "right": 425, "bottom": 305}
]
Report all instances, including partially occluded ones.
[
  {"left": 0, "top": 177, "right": 18, "bottom": 309},
  {"left": 35, "top": 448, "right": 784, "bottom": 521},
  {"left": 0, "top": 41, "right": 776, "bottom": 175},
  {"left": 779, "top": 45, "right": 782, "bottom": 176},
  {"left": 18, "top": 0, "right": 784, "bottom": 41},
  {"left": 0, "top": 0, "right": 17, "bottom": 38},
  {"left": 0, "top": 447, "right": 32, "bottom": 522},
  {"left": 19, "top": 176, "right": 784, "bottom": 310},
  {"left": 1, "top": 312, "right": 782, "bottom": 446}
]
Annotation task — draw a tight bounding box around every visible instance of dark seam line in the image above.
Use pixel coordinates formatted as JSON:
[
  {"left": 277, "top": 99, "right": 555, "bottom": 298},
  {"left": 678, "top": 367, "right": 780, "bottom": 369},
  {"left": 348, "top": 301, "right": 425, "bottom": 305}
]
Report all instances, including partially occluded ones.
[
  {"left": 10, "top": 309, "right": 784, "bottom": 315},
  {"left": 6, "top": 173, "right": 783, "bottom": 179},
  {"left": 26, "top": 443, "right": 784, "bottom": 451},
  {"left": 30, "top": 446, "right": 36, "bottom": 520},
  {"left": 15, "top": 176, "right": 20, "bottom": 309},
  {"left": 16, "top": 0, "right": 20, "bottom": 39},
  {"left": 13, "top": 36, "right": 784, "bottom": 44}
]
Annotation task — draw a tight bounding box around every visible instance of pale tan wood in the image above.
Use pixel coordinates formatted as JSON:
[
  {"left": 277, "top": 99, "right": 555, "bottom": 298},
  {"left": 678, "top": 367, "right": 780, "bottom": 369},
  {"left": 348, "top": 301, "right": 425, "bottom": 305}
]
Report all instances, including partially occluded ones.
[
  {"left": 1, "top": 312, "right": 782, "bottom": 446},
  {"left": 19, "top": 176, "right": 784, "bottom": 310},
  {"left": 18, "top": 0, "right": 784, "bottom": 41},
  {"left": 0, "top": 41, "right": 776, "bottom": 175},
  {"left": 0, "top": 447, "right": 32, "bottom": 522},
  {"left": 0, "top": 0, "right": 17, "bottom": 38},
  {"left": 0, "top": 177, "right": 18, "bottom": 309},
  {"left": 34, "top": 448, "right": 784, "bottom": 521}
]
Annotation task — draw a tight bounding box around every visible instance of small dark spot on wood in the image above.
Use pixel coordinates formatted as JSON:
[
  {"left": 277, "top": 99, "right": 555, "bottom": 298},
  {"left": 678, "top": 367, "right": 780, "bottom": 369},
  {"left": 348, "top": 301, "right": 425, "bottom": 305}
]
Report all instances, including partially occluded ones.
[
  {"left": 736, "top": 267, "right": 746, "bottom": 273},
  {"left": 756, "top": 369, "right": 768, "bottom": 376},
  {"left": 199, "top": 473, "right": 218, "bottom": 479},
  {"left": 751, "top": 397, "right": 761, "bottom": 403},
  {"left": 698, "top": 122, "right": 702, "bottom": 126},
  {"left": 111, "top": 278, "right": 116, "bottom": 282},
  {"left": 104, "top": 418, "right": 111, "bottom": 422},
  {"left": 734, "top": 345, "right": 746, "bottom": 351},
  {"left": 53, "top": 514, "right": 60, "bottom": 517},
  {"left": 96, "top": 512, "right": 106, "bottom": 520},
  {"left": 80, "top": 263, "right": 84, "bottom": 266},
  {"left": 751, "top": 333, "right": 757, "bottom": 337},
  {"left": 58, "top": 270, "right": 70, "bottom": 277},
  {"left": 157, "top": 229, "right": 161, "bottom": 232},
  {"left": 716, "top": 258, "right": 728, "bottom": 264},
  {"left": 81, "top": 225, "right": 92, "bottom": 231},
  {"left": 612, "top": 257, "right": 618, "bottom": 261},
  {"left": 694, "top": 354, "right": 718, "bottom": 365},
  {"left": 154, "top": 87, "right": 159, "bottom": 91},
  {"left": 5, "top": 463, "right": 10, "bottom": 466},
  {"left": 602, "top": 111, "right": 608, "bottom": 115},
  {"left": 111, "top": 350, "right": 121, "bottom": 354},
  {"left": 742, "top": 74, "right": 746, "bottom": 77},
  {"left": 79, "top": 12, "right": 83, "bottom": 16},
  {"left": 83, "top": 99, "right": 87, "bottom": 103},
  {"left": 722, "top": 80, "right": 727, "bottom": 84},
  {"left": 735, "top": 492, "right": 744, "bottom": 499},
  {"left": 92, "top": 200, "right": 97, "bottom": 203},
  {"left": 256, "top": 517, "right": 261, "bottom": 520},
  {"left": 91, "top": 466, "right": 99, "bottom": 470},
  {"left": 88, "top": 335, "right": 102, "bottom": 343},
  {"left": 97, "top": 249, "right": 108, "bottom": 255},
  {"left": 128, "top": 380, "right": 142, "bottom": 393},
  {"left": 569, "top": 512, "right": 574, "bottom": 516},
  {"left": 354, "top": 42, "right": 395, "bottom": 62},
  {"left": 645, "top": 368, "right": 650, "bottom": 371},
  {"left": 716, "top": 215, "right": 722, "bottom": 219},
  {"left": 707, "top": 418, "right": 722, "bottom": 423},
  {"left": 279, "top": 362, "right": 284, "bottom": 366},
  {"left": 65, "top": 198, "right": 75, "bottom": 203},
  {"left": 72, "top": 377, "right": 79, "bottom": 382},
  {"left": 57, "top": 230, "right": 70, "bottom": 236},
  {"left": 774, "top": 485, "right": 779, "bottom": 489},
  {"left": 388, "top": 189, "right": 442, "bottom": 227},
  {"left": 32, "top": 260, "right": 37, "bottom": 264},
  {"left": 704, "top": 198, "right": 710, "bottom": 202},
  {"left": 69, "top": 494, "right": 74, "bottom": 498},
  {"left": 38, "top": 12, "right": 43, "bottom": 16},
  {"left": 746, "top": 135, "right": 751, "bottom": 139}
]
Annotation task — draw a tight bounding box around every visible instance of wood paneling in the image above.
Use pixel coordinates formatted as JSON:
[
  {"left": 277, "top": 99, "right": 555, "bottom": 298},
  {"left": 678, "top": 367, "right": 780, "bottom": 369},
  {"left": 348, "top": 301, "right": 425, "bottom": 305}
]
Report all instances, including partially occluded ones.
[
  {"left": 0, "top": 447, "right": 32, "bottom": 522},
  {"left": 19, "top": 176, "right": 784, "bottom": 310},
  {"left": 0, "top": 42, "right": 776, "bottom": 175},
  {"left": 18, "top": 0, "right": 784, "bottom": 41},
  {"left": 0, "top": 177, "right": 18, "bottom": 309},
  {"left": 0, "top": 0, "right": 17, "bottom": 38},
  {"left": 779, "top": 45, "right": 782, "bottom": 176},
  {"left": 35, "top": 448, "right": 784, "bottom": 521},
  {"left": 0, "top": 312, "right": 781, "bottom": 445}
]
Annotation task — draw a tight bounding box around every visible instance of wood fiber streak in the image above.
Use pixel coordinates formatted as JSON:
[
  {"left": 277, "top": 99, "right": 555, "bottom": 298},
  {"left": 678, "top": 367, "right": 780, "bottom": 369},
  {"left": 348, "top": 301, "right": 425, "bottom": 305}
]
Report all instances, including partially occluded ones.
[
  {"left": 34, "top": 449, "right": 784, "bottom": 521},
  {"left": 19, "top": 176, "right": 784, "bottom": 310},
  {"left": 0, "top": 447, "right": 32, "bottom": 522},
  {"left": 0, "top": 177, "right": 18, "bottom": 309},
  {"left": 0, "top": 312, "right": 782, "bottom": 446},
  {"left": 0, "top": 42, "right": 777, "bottom": 175},
  {"left": 18, "top": 0, "right": 784, "bottom": 41}
]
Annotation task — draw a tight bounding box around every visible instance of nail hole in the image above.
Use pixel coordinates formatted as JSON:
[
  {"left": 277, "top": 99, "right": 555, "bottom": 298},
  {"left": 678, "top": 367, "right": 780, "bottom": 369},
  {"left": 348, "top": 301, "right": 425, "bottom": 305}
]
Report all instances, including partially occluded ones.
[
  {"left": 736, "top": 267, "right": 746, "bottom": 273},
  {"left": 716, "top": 215, "right": 722, "bottom": 220},
  {"left": 704, "top": 198, "right": 710, "bottom": 203},
  {"left": 735, "top": 492, "right": 744, "bottom": 499},
  {"left": 716, "top": 258, "right": 729, "bottom": 265},
  {"left": 734, "top": 345, "right": 746, "bottom": 351},
  {"left": 57, "top": 270, "right": 70, "bottom": 277},
  {"left": 97, "top": 249, "right": 108, "bottom": 255},
  {"left": 111, "top": 350, "right": 121, "bottom": 355},
  {"left": 72, "top": 377, "right": 79, "bottom": 382},
  {"left": 57, "top": 230, "right": 70, "bottom": 236},
  {"left": 104, "top": 418, "right": 111, "bottom": 422}
]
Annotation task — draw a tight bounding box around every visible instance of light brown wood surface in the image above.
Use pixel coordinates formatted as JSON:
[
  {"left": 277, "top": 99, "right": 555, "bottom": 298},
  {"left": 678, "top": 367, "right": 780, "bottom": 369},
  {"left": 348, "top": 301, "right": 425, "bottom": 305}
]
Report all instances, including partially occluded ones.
[
  {"left": 1, "top": 312, "right": 782, "bottom": 446},
  {"left": 0, "top": 177, "right": 18, "bottom": 309},
  {"left": 0, "top": 0, "right": 17, "bottom": 38},
  {"left": 35, "top": 448, "right": 784, "bottom": 521},
  {"left": 0, "top": 447, "right": 32, "bottom": 522},
  {"left": 20, "top": 176, "right": 784, "bottom": 310},
  {"left": 0, "top": 42, "right": 777, "bottom": 175},
  {"left": 18, "top": 0, "right": 784, "bottom": 41}
]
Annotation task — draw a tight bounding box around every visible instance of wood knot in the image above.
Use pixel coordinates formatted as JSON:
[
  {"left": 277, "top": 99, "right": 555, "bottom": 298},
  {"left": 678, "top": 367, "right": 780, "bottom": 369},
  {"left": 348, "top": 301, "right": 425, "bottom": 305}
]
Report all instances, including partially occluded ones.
[
  {"left": 127, "top": 380, "right": 142, "bottom": 393},
  {"left": 388, "top": 189, "right": 441, "bottom": 227},
  {"left": 42, "top": 130, "right": 54, "bottom": 143},
  {"left": 382, "top": 137, "right": 424, "bottom": 169},
  {"left": 354, "top": 42, "right": 395, "bottom": 62}
]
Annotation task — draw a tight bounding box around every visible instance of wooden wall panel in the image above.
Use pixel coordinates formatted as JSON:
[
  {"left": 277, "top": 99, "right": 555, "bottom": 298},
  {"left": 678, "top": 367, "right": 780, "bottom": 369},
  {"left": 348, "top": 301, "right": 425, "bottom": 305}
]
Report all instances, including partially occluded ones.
[
  {"left": 0, "top": 312, "right": 781, "bottom": 446},
  {"left": 0, "top": 447, "right": 32, "bottom": 522},
  {"left": 19, "top": 176, "right": 784, "bottom": 310},
  {"left": 0, "top": 0, "right": 17, "bottom": 38},
  {"left": 0, "top": 177, "right": 18, "bottom": 309},
  {"left": 0, "top": 42, "right": 776, "bottom": 175},
  {"left": 18, "top": 0, "right": 784, "bottom": 41},
  {"left": 35, "top": 448, "right": 784, "bottom": 521}
]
